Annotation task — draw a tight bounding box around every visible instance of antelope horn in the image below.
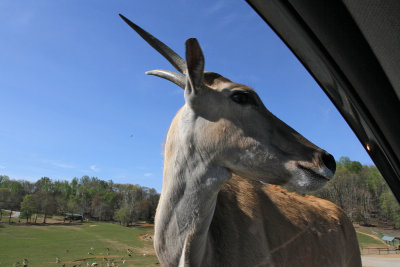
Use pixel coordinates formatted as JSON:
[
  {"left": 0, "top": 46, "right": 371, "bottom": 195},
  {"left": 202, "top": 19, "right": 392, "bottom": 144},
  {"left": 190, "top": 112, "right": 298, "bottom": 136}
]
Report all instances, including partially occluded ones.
[
  {"left": 146, "top": 70, "right": 185, "bottom": 89},
  {"left": 119, "top": 14, "right": 186, "bottom": 74}
]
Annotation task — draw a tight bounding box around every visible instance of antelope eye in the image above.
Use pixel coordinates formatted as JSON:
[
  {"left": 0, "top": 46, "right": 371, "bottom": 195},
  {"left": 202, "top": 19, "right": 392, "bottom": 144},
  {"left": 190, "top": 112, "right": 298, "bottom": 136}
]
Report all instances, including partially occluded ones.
[{"left": 230, "top": 91, "right": 255, "bottom": 105}]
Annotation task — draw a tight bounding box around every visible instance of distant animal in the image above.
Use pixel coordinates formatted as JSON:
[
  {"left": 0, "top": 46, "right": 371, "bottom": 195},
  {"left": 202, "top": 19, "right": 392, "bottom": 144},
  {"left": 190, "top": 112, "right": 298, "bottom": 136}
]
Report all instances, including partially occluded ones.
[{"left": 120, "top": 14, "right": 362, "bottom": 267}]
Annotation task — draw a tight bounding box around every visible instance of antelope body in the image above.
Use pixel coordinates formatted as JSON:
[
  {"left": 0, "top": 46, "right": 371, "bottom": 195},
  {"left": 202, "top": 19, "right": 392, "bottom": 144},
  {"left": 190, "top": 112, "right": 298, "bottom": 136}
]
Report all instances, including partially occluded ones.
[{"left": 120, "top": 15, "right": 362, "bottom": 267}]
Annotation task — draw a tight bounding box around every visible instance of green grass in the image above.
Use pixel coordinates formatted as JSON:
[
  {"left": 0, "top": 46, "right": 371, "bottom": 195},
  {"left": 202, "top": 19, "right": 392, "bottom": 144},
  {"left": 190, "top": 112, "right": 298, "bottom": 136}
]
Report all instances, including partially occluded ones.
[
  {"left": 357, "top": 231, "right": 387, "bottom": 248},
  {"left": 2, "top": 221, "right": 396, "bottom": 265},
  {"left": 0, "top": 222, "right": 158, "bottom": 266}
]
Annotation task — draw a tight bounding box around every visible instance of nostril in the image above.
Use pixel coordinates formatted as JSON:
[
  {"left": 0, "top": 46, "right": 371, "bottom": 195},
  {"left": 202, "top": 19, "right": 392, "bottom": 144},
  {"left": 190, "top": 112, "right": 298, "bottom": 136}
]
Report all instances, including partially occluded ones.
[{"left": 321, "top": 153, "right": 336, "bottom": 174}]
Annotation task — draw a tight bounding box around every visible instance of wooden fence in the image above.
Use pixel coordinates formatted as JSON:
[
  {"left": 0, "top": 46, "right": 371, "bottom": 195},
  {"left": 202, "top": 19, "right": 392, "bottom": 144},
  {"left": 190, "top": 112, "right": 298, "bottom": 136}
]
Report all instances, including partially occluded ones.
[{"left": 360, "top": 247, "right": 400, "bottom": 255}]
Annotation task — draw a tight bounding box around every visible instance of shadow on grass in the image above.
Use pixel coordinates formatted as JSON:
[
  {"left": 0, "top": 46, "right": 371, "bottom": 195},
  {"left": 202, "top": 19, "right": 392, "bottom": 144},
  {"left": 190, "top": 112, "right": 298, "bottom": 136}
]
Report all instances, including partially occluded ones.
[
  {"left": 2, "top": 220, "right": 155, "bottom": 230},
  {"left": 1, "top": 222, "right": 84, "bottom": 227}
]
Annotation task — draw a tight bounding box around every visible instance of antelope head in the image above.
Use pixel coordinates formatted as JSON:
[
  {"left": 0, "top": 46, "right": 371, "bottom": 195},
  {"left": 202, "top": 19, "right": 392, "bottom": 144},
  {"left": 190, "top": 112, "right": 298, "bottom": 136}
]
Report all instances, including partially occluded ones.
[{"left": 120, "top": 15, "right": 336, "bottom": 192}]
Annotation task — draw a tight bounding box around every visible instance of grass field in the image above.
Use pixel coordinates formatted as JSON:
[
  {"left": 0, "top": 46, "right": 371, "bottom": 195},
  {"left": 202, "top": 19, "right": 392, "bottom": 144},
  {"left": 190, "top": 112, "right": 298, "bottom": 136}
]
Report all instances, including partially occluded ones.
[
  {"left": 1, "top": 218, "right": 396, "bottom": 266},
  {"left": 356, "top": 224, "right": 400, "bottom": 249},
  {"left": 0, "top": 221, "right": 158, "bottom": 266},
  {"left": 356, "top": 231, "right": 388, "bottom": 248}
]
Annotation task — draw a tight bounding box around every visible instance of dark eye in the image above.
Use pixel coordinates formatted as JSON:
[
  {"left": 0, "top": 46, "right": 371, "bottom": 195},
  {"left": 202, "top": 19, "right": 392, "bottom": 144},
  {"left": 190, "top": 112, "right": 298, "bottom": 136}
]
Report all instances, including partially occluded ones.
[{"left": 230, "top": 91, "right": 256, "bottom": 105}]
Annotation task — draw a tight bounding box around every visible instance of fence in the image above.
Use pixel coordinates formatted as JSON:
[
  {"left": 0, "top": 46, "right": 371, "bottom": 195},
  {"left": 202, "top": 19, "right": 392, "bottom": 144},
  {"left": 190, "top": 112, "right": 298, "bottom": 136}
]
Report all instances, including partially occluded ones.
[{"left": 360, "top": 247, "right": 400, "bottom": 255}]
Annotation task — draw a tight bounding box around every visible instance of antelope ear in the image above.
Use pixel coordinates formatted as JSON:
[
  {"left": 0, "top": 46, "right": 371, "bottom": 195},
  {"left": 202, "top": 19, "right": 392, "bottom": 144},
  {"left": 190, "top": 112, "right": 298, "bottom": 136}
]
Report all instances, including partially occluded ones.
[{"left": 185, "top": 38, "right": 204, "bottom": 95}]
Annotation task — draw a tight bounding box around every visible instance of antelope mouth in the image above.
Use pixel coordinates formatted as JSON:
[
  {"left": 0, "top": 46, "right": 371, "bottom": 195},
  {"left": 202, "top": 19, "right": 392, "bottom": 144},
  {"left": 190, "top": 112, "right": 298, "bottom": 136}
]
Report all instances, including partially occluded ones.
[{"left": 297, "top": 164, "right": 331, "bottom": 181}]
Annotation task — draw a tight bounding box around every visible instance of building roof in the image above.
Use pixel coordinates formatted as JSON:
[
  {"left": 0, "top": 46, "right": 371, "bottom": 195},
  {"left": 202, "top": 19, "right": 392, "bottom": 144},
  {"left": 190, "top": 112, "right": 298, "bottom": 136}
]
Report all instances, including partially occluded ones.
[{"left": 382, "top": 235, "right": 395, "bottom": 242}]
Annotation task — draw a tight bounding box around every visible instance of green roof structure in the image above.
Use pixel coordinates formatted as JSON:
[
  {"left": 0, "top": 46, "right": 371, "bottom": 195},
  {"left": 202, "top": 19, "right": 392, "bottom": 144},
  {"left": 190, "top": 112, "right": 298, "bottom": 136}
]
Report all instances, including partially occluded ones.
[{"left": 382, "top": 235, "right": 395, "bottom": 242}]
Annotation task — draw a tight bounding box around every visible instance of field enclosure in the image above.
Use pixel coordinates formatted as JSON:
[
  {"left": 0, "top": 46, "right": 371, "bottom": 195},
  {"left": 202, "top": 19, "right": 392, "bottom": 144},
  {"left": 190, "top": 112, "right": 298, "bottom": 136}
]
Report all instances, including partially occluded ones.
[
  {"left": 0, "top": 222, "right": 158, "bottom": 266},
  {"left": 2, "top": 220, "right": 400, "bottom": 266}
]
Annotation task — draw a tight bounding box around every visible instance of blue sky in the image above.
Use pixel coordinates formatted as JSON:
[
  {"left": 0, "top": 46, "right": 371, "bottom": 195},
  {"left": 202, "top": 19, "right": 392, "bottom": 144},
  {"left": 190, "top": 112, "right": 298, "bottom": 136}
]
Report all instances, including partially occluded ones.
[{"left": 0, "top": 0, "right": 373, "bottom": 192}]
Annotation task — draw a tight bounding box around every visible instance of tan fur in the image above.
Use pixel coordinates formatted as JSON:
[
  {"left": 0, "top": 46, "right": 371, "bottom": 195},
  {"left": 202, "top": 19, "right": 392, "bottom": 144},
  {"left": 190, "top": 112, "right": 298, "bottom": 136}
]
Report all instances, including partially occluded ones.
[
  {"left": 121, "top": 17, "right": 361, "bottom": 266},
  {"left": 152, "top": 43, "right": 361, "bottom": 267},
  {"left": 209, "top": 175, "right": 361, "bottom": 267},
  {"left": 157, "top": 82, "right": 361, "bottom": 266}
]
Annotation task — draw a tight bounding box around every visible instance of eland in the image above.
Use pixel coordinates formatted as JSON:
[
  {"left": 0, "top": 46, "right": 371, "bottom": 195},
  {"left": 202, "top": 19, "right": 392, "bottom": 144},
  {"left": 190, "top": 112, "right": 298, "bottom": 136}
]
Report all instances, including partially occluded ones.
[{"left": 120, "top": 14, "right": 361, "bottom": 267}]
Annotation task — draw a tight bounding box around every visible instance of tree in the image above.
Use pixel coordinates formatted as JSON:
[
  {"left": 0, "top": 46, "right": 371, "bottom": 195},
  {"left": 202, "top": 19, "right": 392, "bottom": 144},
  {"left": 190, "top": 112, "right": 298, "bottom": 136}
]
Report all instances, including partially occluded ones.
[
  {"left": 91, "top": 194, "right": 108, "bottom": 221},
  {"left": 365, "top": 166, "right": 386, "bottom": 198},
  {"left": 114, "top": 206, "right": 132, "bottom": 226},
  {"left": 314, "top": 158, "right": 375, "bottom": 225},
  {"left": 33, "top": 177, "right": 56, "bottom": 223},
  {"left": 67, "top": 194, "right": 80, "bottom": 213},
  {"left": 20, "top": 194, "right": 36, "bottom": 223},
  {"left": 380, "top": 189, "right": 400, "bottom": 228},
  {"left": 34, "top": 177, "right": 53, "bottom": 192},
  {"left": 4, "top": 181, "right": 24, "bottom": 224},
  {"left": 33, "top": 191, "right": 56, "bottom": 224},
  {"left": 0, "top": 175, "right": 160, "bottom": 224},
  {"left": 0, "top": 188, "right": 11, "bottom": 221},
  {"left": 53, "top": 180, "right": 72, "bottom": 214},
  {"left": 0, "top": 175, "right": 10, "bottom": 187},
  {"left": 135, "top": 199, "right": 152, "bottom": 221},
  {"left": 313, "top": 157, "right": 400, "bottom": 227},
  {"left": 148, "top": 188, "right": 160, "bottom": 222},
  {"left": 338, "top": 157, "right": 362, "bottom": 173}
]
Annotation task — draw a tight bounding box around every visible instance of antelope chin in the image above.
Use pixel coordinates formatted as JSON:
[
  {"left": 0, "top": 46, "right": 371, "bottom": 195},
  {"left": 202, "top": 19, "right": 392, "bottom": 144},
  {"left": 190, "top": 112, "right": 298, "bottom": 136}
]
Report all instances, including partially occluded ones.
[{"left": 284, "top": 162, "right": 333, "bottom": 193}]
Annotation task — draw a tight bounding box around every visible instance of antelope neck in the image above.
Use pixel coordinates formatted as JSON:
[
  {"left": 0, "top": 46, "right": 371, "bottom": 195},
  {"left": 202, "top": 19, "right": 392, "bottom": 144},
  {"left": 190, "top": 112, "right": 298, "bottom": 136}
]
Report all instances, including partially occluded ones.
[{"left": 154, "top": 115, "right": 231, "bottom": 266}]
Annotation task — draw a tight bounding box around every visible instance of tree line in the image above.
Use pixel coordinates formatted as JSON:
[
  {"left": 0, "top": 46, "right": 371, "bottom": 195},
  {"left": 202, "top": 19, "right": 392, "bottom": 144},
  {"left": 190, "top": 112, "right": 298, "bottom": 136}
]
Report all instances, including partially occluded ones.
[
  {"left": 312, "top": 157, "right": 400, "bottom": 228},
  {"left": 0, "top": 175, "right": 159, "bottom": 226},
  {"left": 1, "top": 156, "right": 399, "bottom": 228}
]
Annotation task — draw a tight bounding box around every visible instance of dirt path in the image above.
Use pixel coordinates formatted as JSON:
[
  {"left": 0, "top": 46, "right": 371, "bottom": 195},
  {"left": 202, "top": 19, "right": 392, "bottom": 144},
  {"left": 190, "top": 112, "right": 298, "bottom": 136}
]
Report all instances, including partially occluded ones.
[{"left": 362, "top": 255, "right": 400, "bottom": 267}]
